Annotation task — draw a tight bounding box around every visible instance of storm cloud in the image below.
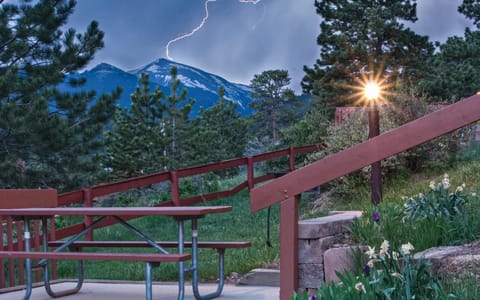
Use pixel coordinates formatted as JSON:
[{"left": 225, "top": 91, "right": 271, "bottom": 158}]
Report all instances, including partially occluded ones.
[{"left": 66, "top": 0, "right": 472, "bottom": 92}]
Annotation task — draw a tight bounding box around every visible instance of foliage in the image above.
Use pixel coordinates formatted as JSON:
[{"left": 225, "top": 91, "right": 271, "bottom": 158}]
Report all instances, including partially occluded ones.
[
  {"left": 292, "top": 241, "right": 450, "bottom": 299},
  {"left": 306, "top": 107, "right": 405, "bottom": 197},
  {"left": 351, "top": 172, "right": 480, "bottom": 252},
  {"left": 0, "top": 0, "right": 120, "bottom": 191},
  {"left": 162, "top": 66, "right": 195, "bottom": 169},
  {"left": 304, "top": 87, "right": 464, "bottom": 198},
  {"left": 459, "top": 0, "right": 480, "bottom": 28},
  {"left": 302, "top": 0, "right": 433, "bottom": 114},
  {"left": 418, "top": 28, "right": 480, "bottom": 103},
  {"left": 104, "top": 67, "right": 197, "bottom": 179},
  {"left": 248, "top": 69, "right": 301, "bottom": 144},
  {"left": 186, "top": 87, "right": 248, "bottom": 167},
  {"left": 104, "top": 73, "right": 167, "bottom": 179},
  {"left": 280, "top": 108, "right": 328, "bottom": 147},
  {"left": 403, "top": 174, "right": 469, "bottom": 221}
]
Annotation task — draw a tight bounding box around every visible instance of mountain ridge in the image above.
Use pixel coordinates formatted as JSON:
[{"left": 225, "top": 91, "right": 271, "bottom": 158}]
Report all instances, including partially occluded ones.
[{"left": 61, "top": 58, "right": 254, "bottom": 116}]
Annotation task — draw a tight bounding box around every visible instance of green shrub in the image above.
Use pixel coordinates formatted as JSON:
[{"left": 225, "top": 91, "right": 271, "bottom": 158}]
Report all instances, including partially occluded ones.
[
  {"left": 306, "top": 89, "right": 463, "bottom": 198},
  {"left": 292, "top": 241, "right": 452, "bottom": 300},
  {"left": 403, "top": 174, "right": 469, "bottom": 221}
]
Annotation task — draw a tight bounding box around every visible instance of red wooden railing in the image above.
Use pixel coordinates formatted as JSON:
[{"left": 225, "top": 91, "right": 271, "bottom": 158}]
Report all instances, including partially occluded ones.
[
  {"left": 0, "top": 144, "right": 322, "bottom": 289},
  {"left": 251, "top": 94, "right": 480, "bottom": 300}
]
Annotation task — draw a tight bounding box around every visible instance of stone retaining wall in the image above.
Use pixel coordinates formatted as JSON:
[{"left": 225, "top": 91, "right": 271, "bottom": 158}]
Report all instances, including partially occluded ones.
[{"left": 298, "top": 211, "right": 362, "bottom": 289}]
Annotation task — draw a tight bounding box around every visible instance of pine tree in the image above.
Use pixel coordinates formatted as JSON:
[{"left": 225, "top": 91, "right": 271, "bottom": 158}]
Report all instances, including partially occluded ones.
[
  {"left": 418, "top": 29, "right": 480, "bottom": 102},
  {"left": 163, "top": 66, "right": 195, "bottom": 169},
  {"left": 459, "top": 0, "right": 480, "bottom": 27},
  {"left": 104, "top": 73, "right": 166, "bottom": 179},
  {"left": 302, "top": 0, "right": 433, "bottom": 114},
  {"left": 0, "top": 0, "right": 119, "bottom": 191},
  {"left": 187, "top": 87, "right": 247, "bottom": 165},
  {"left": 248, "top": 70, "right": 300, "bottom": 145}
]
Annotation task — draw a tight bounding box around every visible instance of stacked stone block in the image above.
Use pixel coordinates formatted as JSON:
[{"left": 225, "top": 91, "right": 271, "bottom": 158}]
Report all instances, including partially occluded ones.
[{"left": 298, "top": 211, "right": 362, "bottom": 289}]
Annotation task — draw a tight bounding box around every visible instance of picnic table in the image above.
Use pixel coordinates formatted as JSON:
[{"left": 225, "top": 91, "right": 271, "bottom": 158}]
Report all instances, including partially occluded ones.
[{"left": 0, "top": 206, "right": 232, "bottom": 300}]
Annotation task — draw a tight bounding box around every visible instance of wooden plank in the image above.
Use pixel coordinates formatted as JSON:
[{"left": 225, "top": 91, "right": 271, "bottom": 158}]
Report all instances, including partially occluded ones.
[
  {"left": 0, "top": 206, "right": 232, "bottom": 217},
  {"left": 48, "top": 241, "right": 251, "bottom": 249},
  {"left": 251, "top": 94, "right": 480, "bottom": 211},
  {"left": 0, "top": 217, "right": 4, "bottom": 288},
  {"left": 91, "top": 172, "right": 171, "bottom": 198},
  {"left": 0, "top": 189, "right": 57, "bottom": 209},
  {"left": 279, "top": 196, "right": 299, "bottom": 300},
  {"left": 0, "top": 251, "right": 191, "bottom": 263}
]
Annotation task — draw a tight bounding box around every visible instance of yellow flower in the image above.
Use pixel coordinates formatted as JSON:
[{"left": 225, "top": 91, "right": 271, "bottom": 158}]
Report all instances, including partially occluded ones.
[
  {"left": 401, "top": 242, "right": 414, "bottom": 255},
  {"left": 365, "top": 246, "right": 376, "bottom": 259},
  {"left": 380, "top": 240, "right": 390, "bottom": 252},
  {"left": 391, "top": 272, "right": 403, "bottom": 279},
  {"left": 355, "top": 282, "right": 366, "bottom": 293},
  {"left": 392, "top": 251, "right": 399, "bottom": 261},
  {"left": 442, "top": 173, "right": 450, "bottom": 189},
  {"left": 456, "top": 186, "right": 464, "bottom": 193}
]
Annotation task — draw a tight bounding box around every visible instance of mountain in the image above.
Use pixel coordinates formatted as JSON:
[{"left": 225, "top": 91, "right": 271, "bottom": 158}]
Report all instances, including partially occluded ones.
[{"left": 60, "top": 58, "right": 253, "bottom": 117}]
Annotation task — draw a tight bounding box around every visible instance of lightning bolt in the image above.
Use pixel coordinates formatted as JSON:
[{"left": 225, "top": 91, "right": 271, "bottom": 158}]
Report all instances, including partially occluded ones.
[{"left": 165, "top": 0, "right": 262, "bottom": 61}]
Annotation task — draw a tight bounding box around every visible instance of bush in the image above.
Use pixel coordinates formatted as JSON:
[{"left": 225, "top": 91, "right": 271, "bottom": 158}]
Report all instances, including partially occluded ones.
[
  {"left": 306, "top": 107, "right": 406, "bottom": 197},
  {"left": 306, "top": 89, "right": 463, "bottom": 198},
  {"left": 403, "top": 174, "right": 469, "bottom": 221},
  {"left": 292, "top": 240, "right": 452, "bottom": 300}
]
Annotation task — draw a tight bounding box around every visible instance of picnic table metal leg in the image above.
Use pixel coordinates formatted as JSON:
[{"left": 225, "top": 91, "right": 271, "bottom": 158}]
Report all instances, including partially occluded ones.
[
  {"left": 40, "top": 217, "right": 84, "bottom": 298},
  {"left": 145, "top": 262, "right": 160, "bottom": 300},
  {"left": 21, "top": 217, "right": 32, "bottom": 300},
  {"left": 191, "top": 219, "right": 224, "bottom": 300},
  {"left": 177, "top": 219, "right": 185, "bottom": 300}
]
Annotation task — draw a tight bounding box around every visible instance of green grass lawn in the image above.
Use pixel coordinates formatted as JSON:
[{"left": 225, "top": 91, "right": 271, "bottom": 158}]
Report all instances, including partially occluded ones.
[
  {"left": 56, "top": 190, "right": 281, "bottom": 281},
  {"left": 57, "top": 144, "right": 480, "bottom": 296}
]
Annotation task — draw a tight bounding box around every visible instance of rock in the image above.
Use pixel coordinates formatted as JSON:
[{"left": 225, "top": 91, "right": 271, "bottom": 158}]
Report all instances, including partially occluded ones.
[
  {"left": 298, "top": 235, "right": 344, "bottom": 264},
  {"left": 414, "top": 241, "right": 480, "bottom": 282},
  {"left": 323, "top": 246, "right": 365, "bottom": 283},
  {"left": 298, "top": 211, "right": 362, "bottom": 239},
  {"left": 298, "top": 263, "right": 324, "bottom": 288}
]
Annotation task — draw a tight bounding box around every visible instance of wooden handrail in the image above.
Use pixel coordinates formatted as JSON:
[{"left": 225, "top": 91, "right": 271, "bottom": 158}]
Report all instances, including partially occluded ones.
[
  {"left": 57, "top": 144, "right": 322, "bottom": 206},
  {"left": 249, "top": 94, "right": 480, "bottom": 300},
  {"left": 250, "top": 94, "right": 480, "bottom": 211}
]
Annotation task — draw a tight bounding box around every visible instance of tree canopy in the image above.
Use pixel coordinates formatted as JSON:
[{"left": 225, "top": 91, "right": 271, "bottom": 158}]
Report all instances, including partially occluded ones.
[
  {"left": 302, "top": 0, "right": 433, "bottom": 113},
  {"left": 104, "top": 73, "right": 166, "bottom": 179},
  {"left": 248, "top": 69, "right": 300, "bottom": 145},
  {"left": 0, "top": 0, "right": 120, "bottom": 191}
]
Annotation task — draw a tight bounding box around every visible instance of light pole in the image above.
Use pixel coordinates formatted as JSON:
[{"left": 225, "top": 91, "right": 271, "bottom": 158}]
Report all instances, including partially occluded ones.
[{"left": 364, "top": 81, "right": 382, "bottom": 205}]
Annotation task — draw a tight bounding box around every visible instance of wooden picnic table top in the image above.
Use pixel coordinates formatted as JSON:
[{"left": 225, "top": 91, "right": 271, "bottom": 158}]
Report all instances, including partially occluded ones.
[{"left": 0, "top": 206, "right": 232, "bottom": 217}]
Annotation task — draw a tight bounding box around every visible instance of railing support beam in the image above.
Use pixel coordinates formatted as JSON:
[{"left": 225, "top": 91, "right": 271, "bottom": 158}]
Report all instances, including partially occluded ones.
[{"left": 279, "top": 195, "right": 299, "bottom": 300}]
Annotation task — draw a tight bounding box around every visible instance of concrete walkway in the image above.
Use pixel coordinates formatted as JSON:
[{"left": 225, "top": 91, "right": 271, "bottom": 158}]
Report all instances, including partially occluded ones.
[{"left": 0, "top": 281, "right": 279, "bottom": 300}]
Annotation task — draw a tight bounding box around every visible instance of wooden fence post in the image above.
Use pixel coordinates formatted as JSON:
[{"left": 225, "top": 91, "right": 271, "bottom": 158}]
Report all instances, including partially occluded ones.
[
  {"left": 279, "top": 194, "right": 299, "bottom": 300},
  {"left": 83, "top": 188, "right": 93, "bottom": 241},
  {"left": 289, "top": 147, "right": 295, "bottom": 171},
  {"left": 247, "top": 157, "right": 254, "bottom": 190},
  {"left": 171, "top": 171, "right": 180, "bottom": 206}
]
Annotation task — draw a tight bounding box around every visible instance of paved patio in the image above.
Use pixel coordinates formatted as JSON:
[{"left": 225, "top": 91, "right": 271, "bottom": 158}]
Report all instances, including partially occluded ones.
[{"left": 0, "top": 280, "right": 279, "bottom": 299}]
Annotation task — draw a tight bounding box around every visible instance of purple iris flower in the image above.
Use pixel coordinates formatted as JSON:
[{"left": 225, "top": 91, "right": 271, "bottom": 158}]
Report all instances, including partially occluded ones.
[
  {"left": 372, "top": 210, "right": 380, "bottom": 223},
  {"left": 309, "top": 297, "right": 317, "bottom": 300},
  {"left": 363, "top": 264, "right": 371, "bottom": 276}
]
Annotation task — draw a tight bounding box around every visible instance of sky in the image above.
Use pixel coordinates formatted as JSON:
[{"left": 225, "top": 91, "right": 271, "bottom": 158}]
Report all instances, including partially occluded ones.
[{"left": 64, "top": 0, "right": 474, "bottom": 93}]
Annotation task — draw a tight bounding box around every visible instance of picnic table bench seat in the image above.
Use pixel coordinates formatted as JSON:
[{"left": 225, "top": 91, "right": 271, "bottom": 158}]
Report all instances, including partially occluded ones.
[
  {"left": 0, "top": 250, "right": 191, "bottom": 263},
  {"left": 0, "top": 250, "right": 191, "bottom": 299},
  {"left": 48, "top": 240, "right": 251, "bottom": 250}
]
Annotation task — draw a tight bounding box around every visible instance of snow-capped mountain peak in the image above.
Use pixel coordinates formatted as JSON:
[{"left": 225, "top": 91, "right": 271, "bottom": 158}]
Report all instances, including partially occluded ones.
[{"left": 62, "top": 58, "right": 253, "bottom": 117}]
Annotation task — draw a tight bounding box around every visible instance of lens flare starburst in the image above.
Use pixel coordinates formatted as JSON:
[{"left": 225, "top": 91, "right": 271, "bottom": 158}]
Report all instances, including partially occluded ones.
[{"left": 349, "top": 71, "right": 392, "bottom": 107}]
